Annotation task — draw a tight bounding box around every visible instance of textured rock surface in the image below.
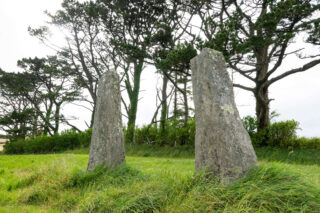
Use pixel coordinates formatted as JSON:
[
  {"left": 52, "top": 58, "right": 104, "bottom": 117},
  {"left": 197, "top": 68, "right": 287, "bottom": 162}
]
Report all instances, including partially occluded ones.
[
  {"left": 87, "top": 71, "right": 125, "bottom": 171},
  {"left": 191, "top": 48, "right": 257, "bottom": 183}
]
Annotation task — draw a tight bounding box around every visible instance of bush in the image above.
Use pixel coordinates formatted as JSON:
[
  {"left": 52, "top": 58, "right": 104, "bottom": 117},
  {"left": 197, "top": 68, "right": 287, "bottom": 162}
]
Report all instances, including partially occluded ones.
[
  {"left": 290, "top": 137, "right": 320, "bottom": 149},
  {"left": 267, "top": 120, "right": 300, "bottom": 147},
  {"left": 241, "top": 116, "right": 320, "bottom": 149},
  {"left": 241, "top": 116, "right": 299, "bottom": 147},
  {"left": 131, "top": 119, "right": 195, "bottom": 146},
  {"left": 4, "top": 129, "right": 92, "bottom": 154},
  {"left": 242, "top": 116, "right": 258, "bottom": 138}
]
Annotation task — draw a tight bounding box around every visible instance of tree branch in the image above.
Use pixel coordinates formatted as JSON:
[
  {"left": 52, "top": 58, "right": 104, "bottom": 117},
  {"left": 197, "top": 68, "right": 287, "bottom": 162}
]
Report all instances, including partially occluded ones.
[
  {"left": 233, "top": 83, "right": 254, "bottom": 92},
  {"left": 266, "top": 58, "right": 320, "bottom": 87}
]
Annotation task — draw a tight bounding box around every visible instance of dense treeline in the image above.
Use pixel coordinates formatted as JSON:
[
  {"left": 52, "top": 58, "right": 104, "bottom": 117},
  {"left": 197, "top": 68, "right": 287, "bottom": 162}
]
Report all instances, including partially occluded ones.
[{"left": 0, "top": 0, "right": 320, "bottom": 143}]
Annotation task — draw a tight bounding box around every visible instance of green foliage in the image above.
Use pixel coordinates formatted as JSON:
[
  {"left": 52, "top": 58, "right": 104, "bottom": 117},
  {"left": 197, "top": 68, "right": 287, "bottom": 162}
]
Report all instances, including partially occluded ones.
[
  {"left": 203, "top": 0, "right": 319, "bottom": 61},
  {"left": 241, "top": 116, "right": 258, "bottom": 138},
  {"left": 253, "top": 120, "right": 300, "bottom": 147},
  {"left": 242, "top": 115, "right": 298, "bottom": 147},
  {"left": 307, "top": 18, "right": 320, "bottom": 45},
  {"left": 0, "top": 57, "right": 81, "bottom": 138},
  {"left": 267, "top": 120, "right": 300, "bottom": 147},
  {"left": 0, "top": 109, "right": 34, "bottom": 141},
  {"left": 200, "top": 0, "right": 320, "bottom": 131},
  {"left": 155, "top": 43, "right": 197, "bottom": 71},
  {"left": 290, "top": 137, "right": 320, "bottom": 149},
  {"left": 132, "top": 119, "right": 195, "bottom": 146},
  {"left": 0, "top": 69, "right": 35, "bottom": 140},
  {"left": 4, "top": 129, "right": 91, "bottom": 154},
  {"left": 4, "top": 115, "right": 320, "bottom": 155},
  {"left": 241, "top": 115, "right": 320, "bottom": 149},
  {"left": 16, "top": 56, "right": 81, "bottom": 135}
]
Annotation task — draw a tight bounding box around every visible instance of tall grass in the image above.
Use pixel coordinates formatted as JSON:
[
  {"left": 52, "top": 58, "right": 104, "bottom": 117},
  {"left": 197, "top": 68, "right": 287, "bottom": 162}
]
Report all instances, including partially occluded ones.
[{"left": 0, "top": 146, "right": 319, "bottom": 212}]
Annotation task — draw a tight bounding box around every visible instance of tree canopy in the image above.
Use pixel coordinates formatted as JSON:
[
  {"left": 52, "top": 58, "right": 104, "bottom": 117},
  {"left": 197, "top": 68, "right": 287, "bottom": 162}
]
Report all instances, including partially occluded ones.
[{"left": 1, "top": 0, "right": 319, "bottom": 141}]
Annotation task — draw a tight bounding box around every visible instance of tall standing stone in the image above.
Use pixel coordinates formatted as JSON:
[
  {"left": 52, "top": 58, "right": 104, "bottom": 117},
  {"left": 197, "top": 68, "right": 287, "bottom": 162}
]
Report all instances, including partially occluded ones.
[
  {"left": 190, "top": 48, "right": 257, "bottom": 183},
  {"left": 87, "top": 70, "right": 125, "bottom": 171}
]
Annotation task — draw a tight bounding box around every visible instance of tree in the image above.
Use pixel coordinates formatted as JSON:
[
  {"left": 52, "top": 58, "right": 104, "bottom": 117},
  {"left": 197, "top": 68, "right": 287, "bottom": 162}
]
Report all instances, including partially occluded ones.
[
  {"left": 31, "top": 0, "right": 171, "bottom": 141},
  {"left": 150, "top": 0, "right": 202, "bottom": 133},
  {"left": 98, "top": 0, "right": 172, "bottom": 142},
  {"left": 156, "top": 43, "right": 197, "bottom": 129},
  {"left": 29, "top": 0, "right": 116, "bottom": 127},
  {"left": 17, "top": 56, "right": 82, "bottom": 135},
  {"left": 0, "top": 69, "right": 35, "bottom": 140},
  {"left": 30, "top": 0, "right": 200, "bottom": 142},
  {"left": 307, "top": 15, "right": 320, "bottom": 45},
  {"left": 199, "top": 0, "right": 320, "bottom": 134}
]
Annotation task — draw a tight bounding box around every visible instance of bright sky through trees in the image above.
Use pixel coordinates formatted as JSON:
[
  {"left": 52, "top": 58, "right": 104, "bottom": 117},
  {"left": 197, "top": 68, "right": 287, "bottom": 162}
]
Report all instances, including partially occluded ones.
[{"left": 0, "top": 0, "right": 319, "bottom": 137}]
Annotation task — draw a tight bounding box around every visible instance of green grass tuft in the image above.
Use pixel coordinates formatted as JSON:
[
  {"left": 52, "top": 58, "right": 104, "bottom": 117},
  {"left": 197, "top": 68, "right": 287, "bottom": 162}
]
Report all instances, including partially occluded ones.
[
  {"left": 67, "top": 164, "right": 144, "bottom": 189},
  {"left": 7, "top": 173, "right": 39, "bottom": 191},
  {"left": 172, "top": 164, "right": 320, "bottom": 212}
]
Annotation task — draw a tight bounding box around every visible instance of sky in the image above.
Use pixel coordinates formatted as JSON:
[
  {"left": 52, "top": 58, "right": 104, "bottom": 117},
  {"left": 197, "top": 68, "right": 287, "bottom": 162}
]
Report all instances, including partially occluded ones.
[{"left": 0, "top": 0, "right": 320, "bottom": 137}]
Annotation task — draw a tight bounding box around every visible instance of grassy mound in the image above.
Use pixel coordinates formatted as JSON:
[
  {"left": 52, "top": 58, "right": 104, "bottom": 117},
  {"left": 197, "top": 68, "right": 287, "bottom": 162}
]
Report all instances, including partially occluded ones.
[
  {"left": 173, "top": 165, "right": 320, "bottom": 212},
  {"left": 0, "top": 147, "right": 319, "bottom": 212}
]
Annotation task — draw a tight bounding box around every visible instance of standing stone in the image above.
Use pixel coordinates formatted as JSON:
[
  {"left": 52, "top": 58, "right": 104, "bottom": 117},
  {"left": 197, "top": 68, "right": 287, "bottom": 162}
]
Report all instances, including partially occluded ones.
[
  {"left": 190, "top": 48, "right": 257, "bottom": 183},
  {"left": 87, "top": 70, "right": 125, "bottom": 171}
]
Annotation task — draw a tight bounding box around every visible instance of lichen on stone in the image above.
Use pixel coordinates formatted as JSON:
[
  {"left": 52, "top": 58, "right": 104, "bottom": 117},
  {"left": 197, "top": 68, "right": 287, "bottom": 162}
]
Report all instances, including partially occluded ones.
[{"left": 221, "top": 104, "right": 234, "bottom": 115}]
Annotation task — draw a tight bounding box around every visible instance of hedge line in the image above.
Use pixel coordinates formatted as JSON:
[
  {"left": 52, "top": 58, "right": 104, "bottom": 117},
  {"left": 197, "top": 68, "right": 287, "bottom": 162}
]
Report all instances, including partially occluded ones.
[
  {"left": 4, "top": 129, "right": 91, "bottom": 154},
  {"left": 3, "top": 118, "right": 320, "bottom": 154}
]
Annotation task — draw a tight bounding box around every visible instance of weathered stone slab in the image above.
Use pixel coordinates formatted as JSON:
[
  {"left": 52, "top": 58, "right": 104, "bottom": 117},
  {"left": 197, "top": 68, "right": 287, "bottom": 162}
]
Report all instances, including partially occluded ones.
[
  {"left": 190, "top": 48, "right": 257, "bottom": 183},
  {"left": 87, "top": 70, "right": 125, "bottom": 171}
]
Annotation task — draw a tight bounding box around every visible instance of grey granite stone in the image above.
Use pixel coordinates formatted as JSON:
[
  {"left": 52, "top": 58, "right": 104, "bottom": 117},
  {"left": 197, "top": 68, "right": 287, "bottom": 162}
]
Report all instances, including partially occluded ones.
[
  {"left": 191, "top": 48, "right": 257, "bottom": 183},
  {"left": 87, "top": 70, "right": 125, "bottom": 171}
]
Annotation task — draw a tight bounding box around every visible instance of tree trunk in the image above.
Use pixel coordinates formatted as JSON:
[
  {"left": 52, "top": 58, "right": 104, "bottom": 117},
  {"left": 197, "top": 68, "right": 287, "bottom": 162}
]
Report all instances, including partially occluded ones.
[
  {"left": 125, "top": 61, "right": 143, "bottom": 143},
  {"left": 90, "top": 102, "right": 96, "bottom": 128},
  {"left": 32, "top": 114, "right": 38, "bottom": 138},
  {"left": 255, "top": 88, "right": 270, "bottom": 130},
  {"left": 19, "top": 122, "right": 26, "bottom": 140},
  {"left": 173, "top": 72, "right": 178, "bottom": 118},
  {"left": 160, "top": 74, "right": 168, "bottom": 134},
  {"left": 255, "top": 47, "right": 270, "bottom": 131},
  {"left": 54, "top": 103, "right": 61, "bottom": 134},
  {"left": 43, "top": 101, "right": 53, "bottom": 135},
  {"left": 183, "top": 75, "right": 189, "bottom": 127}
]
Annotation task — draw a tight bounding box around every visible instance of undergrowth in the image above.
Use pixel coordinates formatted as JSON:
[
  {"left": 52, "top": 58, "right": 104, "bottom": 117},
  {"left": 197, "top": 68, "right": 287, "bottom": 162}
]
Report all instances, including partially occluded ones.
[{"left": 4, "top": 118, "right": 320, "bottom": 154}]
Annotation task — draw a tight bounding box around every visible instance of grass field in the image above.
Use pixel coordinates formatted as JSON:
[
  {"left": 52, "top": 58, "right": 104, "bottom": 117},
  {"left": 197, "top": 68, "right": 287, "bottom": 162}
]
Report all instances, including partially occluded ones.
[{"left": 0, "top": 146, "right": 319, "bottom": 212}]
